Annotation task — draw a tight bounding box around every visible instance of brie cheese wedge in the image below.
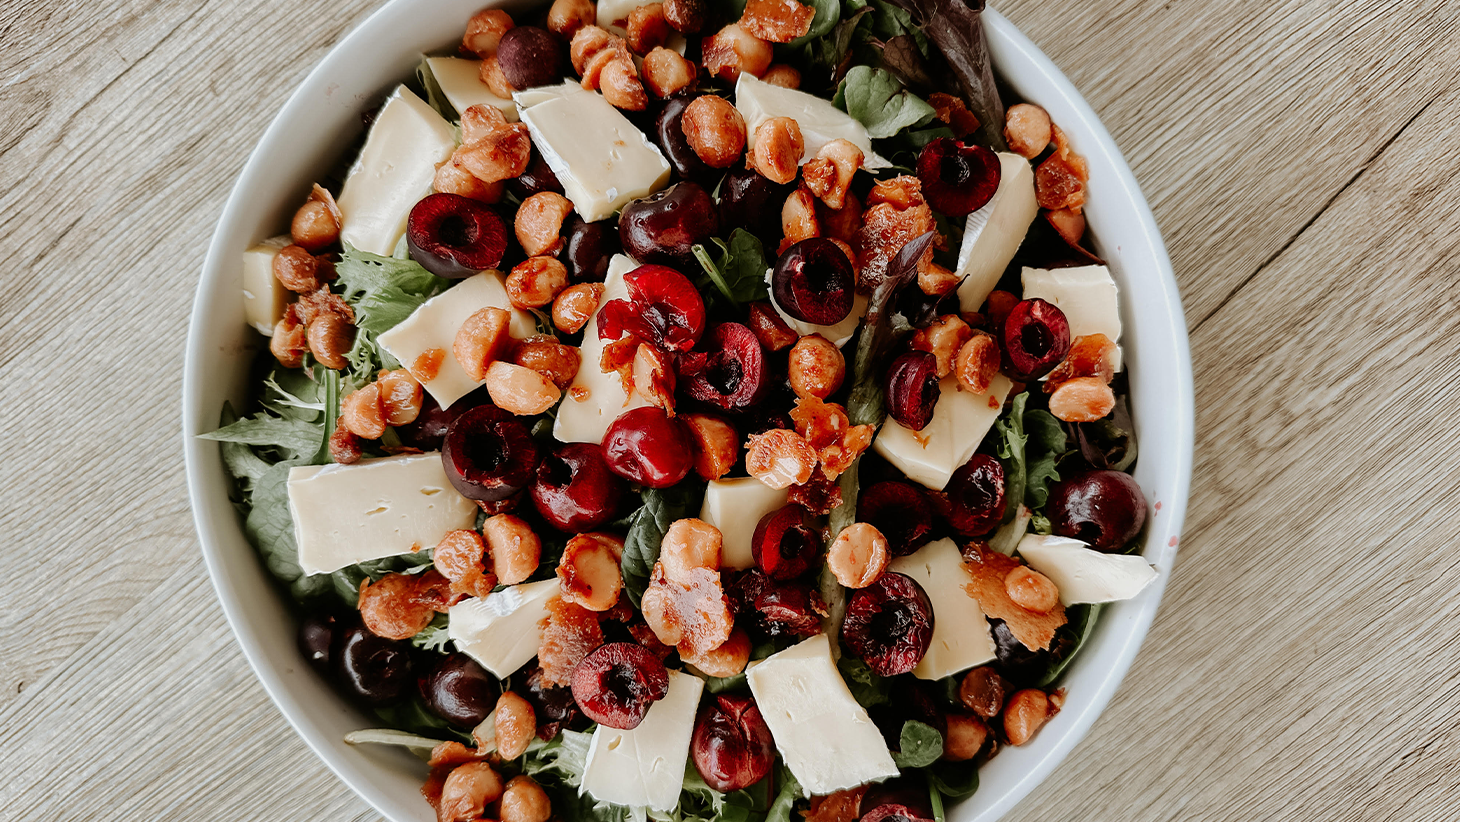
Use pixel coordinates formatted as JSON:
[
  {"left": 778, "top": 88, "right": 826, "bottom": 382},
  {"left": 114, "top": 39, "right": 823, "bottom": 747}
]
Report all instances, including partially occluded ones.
[
  {"left": 424, "top": 56, "right": 518, "bottom": 121},
  {"left": 581, "top": 670, "right": 704, "bottom": 812},
  {"left": 553, "top": 255, "right": 650, "bottom": 443},
  {"left": 955, "top": 152, "right": 1039, "bottom": 313},
  {"left": 448, "top": 579, "right": 560, "bottom": 677},
  {"left": 1016, "top": 534, "right": 1156, "bottom": 605},
  {"left": 735, "top": 74, "right": 891, "bottom": 169},
  {"left": 889, "top": 539, "right": 997, "bottom": 679},
  {"left": 872, "top": 374, "right": 1013, "bottom": 490},
  {"left": 241, "top": 235, "right": 291, "bottom": 335},
  {"left": 700, "top": 478, "right": 790, "bottom": 569},
  {"left": 1021, "top": 264, "right": 1124, "bottom": 371}
]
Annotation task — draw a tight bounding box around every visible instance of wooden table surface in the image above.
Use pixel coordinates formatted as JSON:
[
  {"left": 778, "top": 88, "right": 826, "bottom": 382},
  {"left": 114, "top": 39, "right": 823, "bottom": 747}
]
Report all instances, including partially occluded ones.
[{"left": 4, "top": 0, "right": 1458, "bottom": 819}]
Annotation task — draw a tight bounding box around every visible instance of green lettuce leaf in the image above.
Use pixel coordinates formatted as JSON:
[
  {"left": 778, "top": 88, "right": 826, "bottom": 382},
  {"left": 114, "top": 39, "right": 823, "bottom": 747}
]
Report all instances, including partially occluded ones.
[
  {"left": 621, "top": 483, "right": 705, "bottom": 607},
  {"left": 928, "top": 759, "right": 979, "bottom": 798},
  {"left": 765, "top": 765, "right": 802, "bottom": 822},
  {"left": 995, "top": 392, "right": 1029, "bottom": 523},
  {"left": 198, "top": 416, "right": 321, "bottom": 461},
  {"left": 691, "top": 229, "right": 770, "bottom": 307},
  {"left": 335, "top": 244, "right": 450, "bottom": 335},
  {"left": 834, "top": 65, "right": 937, "bottom": 139},
  {"left": 1036, "top": 603, "right": 1102, "bottom": 686},
  {"left": 891, "top": 720, "right": 943, "bottom": 769},
  {"left": 524, "top": 728, "right": 595, "bottom": 787},
  {"left": 1023, "top": 407, "right": 1068, "bottom": 509}
]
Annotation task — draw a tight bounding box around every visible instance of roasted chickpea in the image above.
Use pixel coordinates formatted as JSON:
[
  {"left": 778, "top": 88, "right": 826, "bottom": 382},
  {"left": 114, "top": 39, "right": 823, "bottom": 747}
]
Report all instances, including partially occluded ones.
[
  {"left": 547, "top": 0, "right": 596, "bottom": 39},
  {"left": 454, "top": 306, "right": 513, "bottom": 382},
  {"left": 787, "top": 334, "right": 845, "bottom": 399},
  {"left": 659, "top": 518, "right": 723, "bottom": 579},
  {"left": 682, "top": 95, "right": 747, "bottom": 169},
  {"left": 826, "top": 522, "right": 889, "bottom": 588},
  {"left": 499, "top": 776, "right": 553, "bottom": 822},
  {"left": 641, "top": 46, "right": 697, "bottom": 97},
  {"left": 463, "top": 8, "right": 515, "bottom": 57},
  {"left": 484, "top": 514, "right": 542, "bottom": 584},
  {"left": 552, "top": 283, "right": 604, "bottom": 333},
  {"left": 682, "top": 413, "right": 738, "bottom": 481},
  {"left": 701, "top": 22, "right": 773, "bottom": 82},
  {"left": 515, "top": 192, "right": 573, "bottom": 257},
  {"left": 751, "top": 117, "right": 804, "bottom": 185},
  {"left": 512, "top": 336, "right": 583, "bottom": 389},
  {"left": 483, "top": 361, "right": 561, "bottom": 415},
  {"left": 506, "top": 256, "right": 570, "bottom": 309}
]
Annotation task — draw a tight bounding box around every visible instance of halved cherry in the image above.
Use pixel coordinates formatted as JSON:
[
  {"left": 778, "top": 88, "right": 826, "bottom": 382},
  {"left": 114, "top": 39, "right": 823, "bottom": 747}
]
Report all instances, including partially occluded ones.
[
  {"left": 944, "top": 453, "right": 1005, "bottom": 536},
  {"left": 683, "top": 322, "right": 769, "bottom": 409},
  {"left": 597, "top": 264, "right": 707, "bottom": 353},
  {"left": 1002, "top": 298, "right": 1071, "bottom": 381},
  {"left": 916, "top": 138, "right": 1001, "bottom": 218},
  {"left": 441, "top": 404, "right": 541, "bottom": 501},
  {"left": 858, "top": 481, "right": 935, "bottom": 557},
  {"left": 771, "top": 238, "right": 855, "bottom": 326},
  {"left": 406, "top": 193, "right": 508, "bottom": 278},
  {"left": 885, "top": 351, "right": 940, "bottom": 431},
  {"left": 570, "top": 642, "right": 670, "bottom": 730},
  {"left": 842, "top": 572, "right": 935, "bottom": 677},
  {"left": 751, "top": 504, "right": 820, "bottom": 581}
]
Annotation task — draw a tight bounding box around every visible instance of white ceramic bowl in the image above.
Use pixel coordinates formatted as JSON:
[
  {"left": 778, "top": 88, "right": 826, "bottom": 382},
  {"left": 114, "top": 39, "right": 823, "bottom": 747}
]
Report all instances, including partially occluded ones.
[{"left": 183, "top": 3, "right": 1193, "bottom": 819}]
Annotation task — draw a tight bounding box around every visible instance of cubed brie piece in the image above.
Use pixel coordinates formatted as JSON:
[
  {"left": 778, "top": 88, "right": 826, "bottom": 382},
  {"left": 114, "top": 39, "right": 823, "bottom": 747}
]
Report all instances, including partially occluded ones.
[
  {"left": 241, "top": 235, "right": 291, "bottom": 335},
  {"left": 873, "top": 374, "right": 1012, "bottom": 490},
  {"left": 448, "top": 579, "right": 560, "bottom": 677},
  {"left": 700, "top": 478, "right": 790, "bottom": 569},
  {"left": 377, "top": 271, "right": 536, "bottom": 408},
  {"left": 581, "top": 670, "right": 704, "bottom": 812},
  {"left": 1016, "top": 534, "right": 1155, "bottom": 605},
  {"left": 287, "top": 453, "right": 477, "bottom": 575},
  {"left": 735, "top": 74, "right": 891, "bottom": 169},
  {"left": 337, "top": 86, "right": 458, "bottom": 255},
  {"left": 764, "top": 268, "right": 869, "bottom": 348},
  {"left": 889, "top": 539, "right": 996, "bottom": 679},
  {"left": 554, "top": 255, "right": 650, "bottom": 443},
  {"left": 1021, "top": 264, "right": 1124, "bottom": 371},
  {"left": 517, "top": 83, "right": 671, "bottom": 222},
  {"left": 746, "top": 634, "right": 898, "bottom": 795},
  {"left": 955, "top": 152, "right": 1039, "bottom": 313},
  {"left": 424, "top": 57, "right": 518, "bottom": 121}
]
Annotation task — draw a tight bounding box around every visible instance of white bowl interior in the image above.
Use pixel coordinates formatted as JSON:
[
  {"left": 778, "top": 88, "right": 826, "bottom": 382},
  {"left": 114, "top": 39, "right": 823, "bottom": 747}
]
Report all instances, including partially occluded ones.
[{"left": 182, "top": 5, "right": 1193, "bottom": 821}]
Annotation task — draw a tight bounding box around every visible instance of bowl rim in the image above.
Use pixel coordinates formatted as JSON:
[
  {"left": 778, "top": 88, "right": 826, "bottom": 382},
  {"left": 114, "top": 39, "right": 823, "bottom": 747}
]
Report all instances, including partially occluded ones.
[{"left": 182, "top": 4, "right": 1194, "bottom": 820}]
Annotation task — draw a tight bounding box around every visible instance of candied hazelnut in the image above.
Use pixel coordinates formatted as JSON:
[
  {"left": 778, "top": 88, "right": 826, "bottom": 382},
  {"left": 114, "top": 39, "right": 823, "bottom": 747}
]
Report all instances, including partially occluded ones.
[
  {"left": 463, "top": 9, "right": 515, "bottom": 57},
  {"left": 1004, "top": 688, "right": 1056, "bottom": 746},
  {"left": 506, "top": 256, "right": 570, "bottom": 309},
  {"left": 701, "top": 23, "right": 773, "bottom": 83},
  {"left": 826, "top": 522, "right": 889, "bottom": 589},
  {"left": 910, "top": 314, "right": 972, "bottom": 379},
  {"left": 759, "top": 63, "right": 800, "bottom": 88},
  {"left": 512, "top": 336, "right": 582, "bottom": 389},
  {"left": 552, "top": 283, "right": 605, "bottom": 333},
  {"left": 747, "top": 301, "right": 797, "bottom": 351},
  {"left": 744, "top": 429, "right": 817, "bottom": 489},
  {"left": 641, "top": 46, "right": 697, "bottom": 97},
  {"left": 557, "top": 533, "right": 625, "bottom": 611},
  {"left": 547, "top": 0, "right": 596, "bottom": 39},
  {"left": 626, "top": 3, "right": 671, "bottom": 54},
  {"left": 1004, "top": 103, "right": 1052, "bottom": 159},
  {"left": 515, "top": 192, "right": 573, "bottom": 257},
  {"left": 786, "top": 333, "right": 845, "bottom": 399},
  {"left": 682, "top": 96, "right": 747, "bottom": 169},
  {"left": 484, "top": 513, "right": 542, "bottom": 585},
  {"left": 483, "top": 361, "right": 561, "bottom": 415},
  {"left": 454, "top": 306, "right": 513, "bottom": 382},
  {"left": 659, "top": 518, "right": 724, "bottom": 579},
  {"left": 801, "top": 139, "right": 862, "bottom": 210},
  {"left": 682, "top": 413, "right": 738, "bottom": 481},
  {"left": 751, "top": 117, "right": 803, "bottom": 185}
]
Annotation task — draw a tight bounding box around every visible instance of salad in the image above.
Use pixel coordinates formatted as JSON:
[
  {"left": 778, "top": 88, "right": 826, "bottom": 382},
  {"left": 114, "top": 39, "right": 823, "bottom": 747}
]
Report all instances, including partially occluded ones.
[{"left": 206, "top": 0, "right": 1159, "bottom": 820}]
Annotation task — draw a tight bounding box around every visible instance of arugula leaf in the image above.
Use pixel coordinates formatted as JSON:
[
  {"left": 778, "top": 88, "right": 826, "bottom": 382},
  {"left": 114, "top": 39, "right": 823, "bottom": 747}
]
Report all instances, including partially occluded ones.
[
  {"left": 891, "top": 720, "right": 943, "bottom": 768},
  {"left": 1036, "top": 603, "right": 1102, "bottom": 686},
  {"left": 1023, "top": 407, "right": 1068, "bottom": 509},
  {"left": 994, "top": 392, "right": 1029, "bottom": 524},
  {"left": 620, "top": 484, "right": 706, "bottom": 607},
  {"left": 692, "top": 229, "right": 770, "bottom": 307},
  {"left": 199, "top": 416, "right": 322, "bottom": 461},
  {"left": 834, "top": 66, "right": 937, "bottom": 139},
  {"left": 335, "top": 244, "right": 450, "bottom": 334},
  {"left": 837, "top": 655, "right": 891, "bottom": 709}
]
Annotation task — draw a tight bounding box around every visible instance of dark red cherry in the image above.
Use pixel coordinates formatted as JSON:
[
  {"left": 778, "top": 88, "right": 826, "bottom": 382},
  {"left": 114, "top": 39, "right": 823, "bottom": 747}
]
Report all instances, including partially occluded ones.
[
  {"left": 683, "top": 322, "right": 769, "bottom": 409},
  {"left": 597, "top": 264, "right": 707, "bottom": 353},
  {"left": 990, "top": 619, "right": 1077, "bottom": 687},
  {"left": 333, "top": 624, "right": 413, "bottom": 706},
  {"left": 842, "top": 572, "right": 934, "bottom": 677},
  {"left": 1047, "top": 469, "right": 1146, "bottom": 552},
  {"left": 718, "top": 166, "right": 790, "bottom": 237},
  {"left": 691, "top": 695, "right": 776, "bottom": 792},
  {"left": 563, "top": 214, "right": 621, "bottom": 283},
  {"left": 442, "top": 404, "right": 541, "bottom": 501},
  {"left": 406, "top": 193, "right": 508, "bottom": 278},
  {"left": 297, "top": 611, "right": 341, "bottom": 675},
  {"left": 655, "top": 96, "right": 715, "bottom": 183},
  {"left": 1002, "top": 298, "right": 1071, "bottom": 381},
  {"left": 771, "top": 238, "right": 855, "bottom": 326},
  {"left": 418, "top": 653, "right": 501, "bottom": 729},
  {"left": 571, "top": 642, "right": 670, "bottom": 730},
  {"left": 916, "top": 137, "right": 1002, "bottom": 217},
  {"left": 884, "top": 351, "right": 940, "bottom": 431},
  {"left": 619, "top": 182, "right": 720, "bottom": 267},
  {"left": 859, "top": 778, "right": 936, "bottom": 822},
  {"left": 395, "top": 387, "right": 490, "bottom": 451},
  {"left": 945, "top": 453, "right": 1005, "bottom": 536},
  {"left": 601, "top": 406, "right": 695, "bottom": 488},
  {"left": 754, "top": 580, "right": 824, "bottom": 637},
  {"left": 508, "top": 147, "right": 564, "bottom": 200},
  {"left": 523, "top": 662, "right": 583, "bottom": 738},
  {"left": 496, "top": 26, "right": 564, "bottom": 90},
  {"left": 751, "top": 504, "right": 820, "bottom": 581},
  {"left": 858, "top": 481, "right": 935, "bottom": 557},
  {"left": 530, "top": 442, "right": 627, "bottom": 532}
]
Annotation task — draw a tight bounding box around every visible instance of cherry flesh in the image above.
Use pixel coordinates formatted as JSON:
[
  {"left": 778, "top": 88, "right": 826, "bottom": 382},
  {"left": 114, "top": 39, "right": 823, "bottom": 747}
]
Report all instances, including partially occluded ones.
[
  {"left": 563, "top": 214, "right": 621, "bottom": 283},
  {"left": 771, "top": 238, "right": 856, "bottom": 326},
  {"left": 418, "top": 653, "right": 501, "bottom": 729},
  {"left": 1002, "top": 298, "right": 1071, "bottom": 381},
  {"left": 406, "top": 193, "right": 508, "bottom": 278},
  {"left": 530, "top": 442, "right": 628, "bottom": 532},
  {"left": 691, "top": 695, "right": 776, "bottom": 792},
  {"left": 597, "top": 264, "right": 707, "bottom": 353},
  {"left": 842, "top": 572, "right": 935, "bottom": 677},
  {"left": 885, "top": 351, "right": 941, "bottom": 431},
  {"left": 751, "top": 504, "right": 821, "bottom": 581},
  {"left": 916, "top": 137, "right": 1001, "bottom": 217},
  {"left": 1047, "top": 469, "right": 1146, "bottom": 552},
  {"left": 442, "top": 404, "right": 542, "bottom": 501},
  {"left": 602, "top": 406, "right": 696, "bottom": 488},
  {"left": 944, "top": 453, "right": 1005, "bottom": 536},
  {"left": 571, "top": 642, "right": 670, "bottom": 730},
  {"left": 683, "top": 322, "right": 769, "bottom": 410},
  {"left": 619, "top": 182, "right": 720, "bottom": 267}
]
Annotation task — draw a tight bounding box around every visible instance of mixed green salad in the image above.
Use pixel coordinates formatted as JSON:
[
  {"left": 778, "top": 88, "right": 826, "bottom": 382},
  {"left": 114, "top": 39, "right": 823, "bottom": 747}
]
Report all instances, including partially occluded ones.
[{"left": 205, "top": 0, "right": 1159, "bottom": 820}]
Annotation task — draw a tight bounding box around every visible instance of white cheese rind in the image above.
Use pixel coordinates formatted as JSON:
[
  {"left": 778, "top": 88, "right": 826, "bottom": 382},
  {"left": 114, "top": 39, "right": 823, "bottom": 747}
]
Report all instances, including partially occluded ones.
[
  {"left": 553, "top": 255, "right": 650, "bottom": 443},
  {"left": 337, "top": 86, "right": 458, "bottom": 255},
  {"left": 581, "top": 670, "right": 704, "bottom": 812},
  {"left": 699, "top": 478, "right": 790, "bottom": 569},
  {"left": 517, "top": 83, "right": 671, "bottom": 222},
  {"left": 1021, "top": 264, "right": 1124, "bottom": 371},
  {"left": 764, "top": 268, "right": 869, "bottom": 348},
  {"left": 287, "top": 453, "right": 477, "bottom": 575},
  {"left": 955, "top": 153, "right": 1038, "bottom": 313},
  {"left": 424, "top": 57, "right": 518, "bottom": 121},
  {"left": 889, "top": 539, "right": 997, "bottom": 679},
  {"left": 377, "top": 271, "right": 536, "bottom": 409},
  {"left": 746, "top": 633, "right": 898, "bottom": 795},
  {"left": 241, "top": 235, "right": 291, "bottom": 335},
  {"left": 447, "top": 579, "right": 560, "bottom": 677},
  {"left": 872, "top": 373, "right": 1013, "bottom": 490},
  {"left": 734, "top": 74, "right": 891, "bottom": 169},
  {"left": 1016, "top": 534, "right": 1155, "bottom": 605}
]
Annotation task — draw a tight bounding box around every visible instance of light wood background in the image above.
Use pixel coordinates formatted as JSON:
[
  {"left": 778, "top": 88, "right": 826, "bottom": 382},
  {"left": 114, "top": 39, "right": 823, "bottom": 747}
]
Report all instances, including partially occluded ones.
[{"left": 2, "top": 0, "right": 1457, "bottom": 819}]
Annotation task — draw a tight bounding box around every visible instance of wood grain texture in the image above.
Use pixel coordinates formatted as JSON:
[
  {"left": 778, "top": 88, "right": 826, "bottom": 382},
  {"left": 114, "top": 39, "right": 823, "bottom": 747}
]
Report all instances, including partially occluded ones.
[{"left": 1, "top": 0, "right": 1455, "bottom": 819}]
